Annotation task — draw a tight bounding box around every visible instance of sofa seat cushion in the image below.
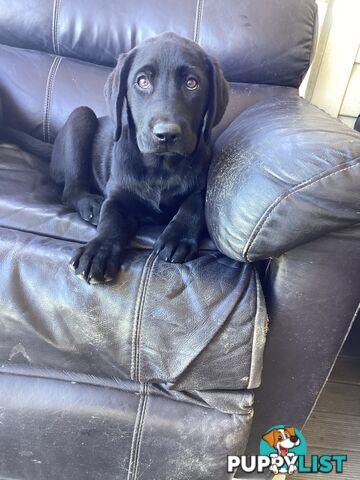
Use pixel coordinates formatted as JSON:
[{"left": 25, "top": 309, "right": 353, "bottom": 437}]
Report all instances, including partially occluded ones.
[
  {"left": 0, "top": 372, "right": 253, "bottom": 479},
  {"left": 0, "top": 224, "right": 267, "bottom": 391},
  {"left": 0, "top": 145, "right": 268, "bottom": 391}
]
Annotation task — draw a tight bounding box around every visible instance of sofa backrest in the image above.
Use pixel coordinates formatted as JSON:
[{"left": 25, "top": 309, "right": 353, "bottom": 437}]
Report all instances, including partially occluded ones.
[{"left": 0, "top": 0, "right": 317, "bottom": 141}]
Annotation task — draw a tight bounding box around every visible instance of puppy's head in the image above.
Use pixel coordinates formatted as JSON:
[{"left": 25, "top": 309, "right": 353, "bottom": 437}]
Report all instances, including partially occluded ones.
[{"left": 104, "top": 32, "right": 228, "bottom": 156}]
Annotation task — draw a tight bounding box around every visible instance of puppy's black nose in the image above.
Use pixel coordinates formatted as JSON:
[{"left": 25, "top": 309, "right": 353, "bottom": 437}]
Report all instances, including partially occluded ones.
[
  {"left": 153, "top": 122, "right": 181, "bottom": 144},
  {"left": 290, "top": 436, "right": 298, "bottom": 443}
]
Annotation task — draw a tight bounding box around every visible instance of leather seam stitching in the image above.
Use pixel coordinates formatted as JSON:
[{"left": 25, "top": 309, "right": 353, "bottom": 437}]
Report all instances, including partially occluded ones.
[
  {"left": 243, "top": 159, "right": 360, "bottom": 260},
  {"left": 127, "top": 383, "right": 147, "bottom": 480},
  {"left": 136, "top": 256, "right": 157, "bottom": 382},
  {"left": 42, "top": 56, "right": 61, "bottom": 142},
  {"left": 130, "top": 252, "right": 155, "bottom": 381},
  {"left": 130, "top": 261, "right": 147, "bottom": 380},
  {"left": 47, "top": 56, "right": 62, "bottom": 142},
  {"left": 52, "top": 0, "right": 60, "bottom": 54},
  {"left": 193, "top": 0, "right": 204, "bottom": 43},
  {"left": 42, "top": 60, "right": 54, "bottom": 141},
  {"left": 132, "top": 383, "right": 149, "bottom": 480},
  {"left": 56, "top": 0, "right": 62, "bottom": 54},
  {"left": 51, "top": 0, "right": 56, "bottom": 53}
]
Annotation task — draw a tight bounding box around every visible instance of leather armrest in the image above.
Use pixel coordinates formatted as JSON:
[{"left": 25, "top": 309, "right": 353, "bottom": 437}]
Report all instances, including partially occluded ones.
[{"left": 206, "top": 95, "right": 360, "bottom": 261}]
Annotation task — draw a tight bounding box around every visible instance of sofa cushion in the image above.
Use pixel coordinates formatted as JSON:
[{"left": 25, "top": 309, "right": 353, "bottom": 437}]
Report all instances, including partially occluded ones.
[
  {"left": 0, "top": 224, "right": 267, "bottom": 391},
  {"left": 0, "top": 373, "right": 253, "bottom": 479},
  {"left": 207, "top": 95, "right": 360, "bottom": 261},
  {"left": 0, "top": 44, "right": 297, "bottom": 143},
  {"left": 0, "top": 145, "right": 268, "bottom": 390},
  {"left": 0, "top": 220, "right": 267, "bottom": 391},
  {"left": 0, "top": 0, "right": 317, "bottom": 87}
]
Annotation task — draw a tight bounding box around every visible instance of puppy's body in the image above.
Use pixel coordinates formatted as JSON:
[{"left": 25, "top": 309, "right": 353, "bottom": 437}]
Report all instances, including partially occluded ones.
[
  {"left": 53, "top": 116, "right": 208, "bottom": 224},
  {"left": 51, "top": 33, "right": 228, "bottom": 284}
]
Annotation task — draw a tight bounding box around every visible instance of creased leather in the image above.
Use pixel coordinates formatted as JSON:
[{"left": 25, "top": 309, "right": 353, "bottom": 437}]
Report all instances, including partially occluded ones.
[
  {"left": 3, "top": 1, "right": 353, "bottom": 478},
  {"left": 207, "top": 95, "right": 360, "bottom": 261},
  {"left": 0, "top": 222, "right": 267, "bottom": 390},
  {"left": 0, "top": 43, "right": 298, "bottom": 144},
  {"left": 0, "top": 364, "right": 254, "bottom": 416},
  {"left": 0, "top": 0, "right": 317, "bottom": 87},
  {"left": 247, "top": 225, "right": 360, "bottom": 454},
  {"left": 0, "top": 373, "right": 253, "bottom": 479}
]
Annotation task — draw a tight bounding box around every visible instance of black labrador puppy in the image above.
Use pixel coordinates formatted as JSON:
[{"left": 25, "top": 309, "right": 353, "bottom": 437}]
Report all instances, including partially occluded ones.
[{"left": 51, "top": 32, "right": 228, "bottom": 284}]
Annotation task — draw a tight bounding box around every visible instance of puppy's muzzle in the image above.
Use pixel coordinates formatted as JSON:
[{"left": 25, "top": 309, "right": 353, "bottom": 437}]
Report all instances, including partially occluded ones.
[{"left": 153, "top": 122, "right": 182, "bottom": 145}]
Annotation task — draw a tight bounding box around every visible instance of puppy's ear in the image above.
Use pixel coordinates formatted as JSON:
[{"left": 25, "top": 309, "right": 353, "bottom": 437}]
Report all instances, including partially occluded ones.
[
  {"left": 104, "top": 51, "right": 135, "bottom": 142},
  {"left": 284, "top": 426, "right": 296, "bottom": 437},
  {"left": 262, "top": 430, "right": 277, "bottom": 448},
  {"left": 203, "top": 55, "right": 229, "bottom": 144}
]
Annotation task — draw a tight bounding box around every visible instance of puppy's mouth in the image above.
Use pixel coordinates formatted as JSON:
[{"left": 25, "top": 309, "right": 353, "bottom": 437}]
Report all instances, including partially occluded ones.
[
  {"left": 139, "top": 144, "right": 193, "bottom": 157},
  {"left": 137, "top": 133, "right": 196, "bottom": 157},
  {"left": 154, "top": 151, "right": 178, "bottom": 157},
  {"left": 152, "top": 145, "right": 186, "bottom": 156}
]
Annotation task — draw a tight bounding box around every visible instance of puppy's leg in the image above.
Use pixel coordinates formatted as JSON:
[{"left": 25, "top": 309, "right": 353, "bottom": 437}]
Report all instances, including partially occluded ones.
[
  {"left": 51, "top": 107, "right": 103, "bottom": 225},
  {"left": 154, "top": 190, "right": 205, "bottom": 263},
  {"left": 70, "top": 193, "right": 138, "bottom": 284}
]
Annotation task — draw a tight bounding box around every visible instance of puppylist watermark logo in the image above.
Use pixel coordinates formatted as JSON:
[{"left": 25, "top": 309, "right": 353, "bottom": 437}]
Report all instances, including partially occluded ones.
[{"left": 228, "top": 425, "right": 347, "bottom": 476}]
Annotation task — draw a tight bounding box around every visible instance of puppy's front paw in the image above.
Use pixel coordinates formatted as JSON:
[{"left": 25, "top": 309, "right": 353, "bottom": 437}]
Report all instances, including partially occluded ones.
[
  {"left": 69, "top": 239, "right": 123, "bottom": 284},
  {"left": 154, "top": 230, "right": 198, "bottom": 263},
  {"left": 76, "top": 194, "right": 104, "bottom": 225}
]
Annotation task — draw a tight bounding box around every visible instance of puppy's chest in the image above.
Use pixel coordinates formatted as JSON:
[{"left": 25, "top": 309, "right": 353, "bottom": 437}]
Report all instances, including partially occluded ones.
[{"left": 141, "top": 174, "right": 188, "bottom": 213}]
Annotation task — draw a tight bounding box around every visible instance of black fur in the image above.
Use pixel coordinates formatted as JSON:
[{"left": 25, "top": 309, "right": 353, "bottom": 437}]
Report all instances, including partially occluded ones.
[{"left": 51, "top": 32, "right": 229, "bottom": 284}]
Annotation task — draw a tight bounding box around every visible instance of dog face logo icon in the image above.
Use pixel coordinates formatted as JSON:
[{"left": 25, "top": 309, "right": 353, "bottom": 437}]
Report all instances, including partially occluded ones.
[
  {"left": 260, "top": 425, "right": 306, "bottom": 475},
  {"left": 262, "top": 426, "right": 301, "bottom": 457}
]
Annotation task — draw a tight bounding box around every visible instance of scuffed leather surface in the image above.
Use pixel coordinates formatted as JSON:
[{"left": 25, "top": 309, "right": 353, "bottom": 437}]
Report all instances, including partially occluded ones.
[
  {"left": 0, "top": 222, "right": 267, "bottom": 390},
  {"left": 0, "top": 364, "right": 254, "bottom": 415},
  {"left": 0, "top": 373, "right": 253, "bottom": 479},
  {"left": 247, "top": 225, "right": 360, "bottom": 455},
  {"left": 207, "top": 95, "right": 360, "bottom": 261},
  {"left": 0, "top": 43, "right": 297, "bottom": 143},
  {"left": 0, "top": 0, "right": 317, "bottom": 87},
  {"left": 0, "top": 132, "right": 268, "bottom": 394},
  {"left": 5, "top": 2, "right": 359, "bottom": 478}
]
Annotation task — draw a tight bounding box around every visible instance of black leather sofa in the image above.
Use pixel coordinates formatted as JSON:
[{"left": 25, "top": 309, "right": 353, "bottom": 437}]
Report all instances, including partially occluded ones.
[{"left": 0, "top": 1, "right": 359, "bottom": 479}]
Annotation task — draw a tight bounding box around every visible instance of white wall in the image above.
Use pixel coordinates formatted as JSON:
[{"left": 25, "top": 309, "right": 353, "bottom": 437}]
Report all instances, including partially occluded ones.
[{"left": 300, "top": 0, "right": 360, "bottom": 129}]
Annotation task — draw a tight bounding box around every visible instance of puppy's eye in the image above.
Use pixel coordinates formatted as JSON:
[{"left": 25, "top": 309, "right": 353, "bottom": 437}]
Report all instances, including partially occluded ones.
[
  {"left": 137, "top": 75, "right": 151, "bottom": 89},
  {"left": 185, "top": 78, "right": 199, "bottom": 90}
]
